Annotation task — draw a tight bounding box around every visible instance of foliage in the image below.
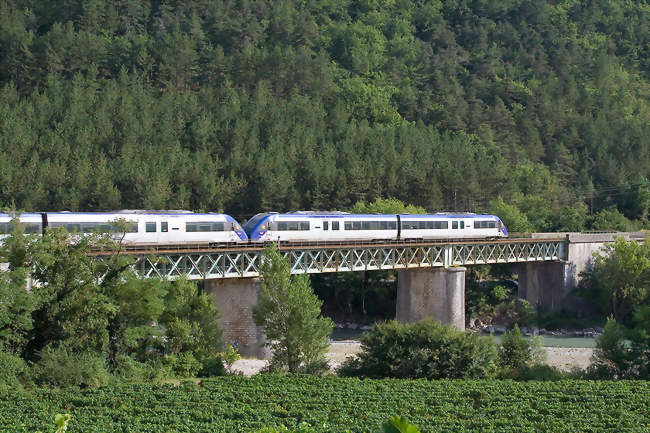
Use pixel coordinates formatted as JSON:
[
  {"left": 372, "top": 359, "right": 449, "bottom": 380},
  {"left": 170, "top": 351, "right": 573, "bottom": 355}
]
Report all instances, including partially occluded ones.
[
  {"left": 338, "top": 319, "right": 499, "bottom": 379},
  {"left": 36, "top": 414, "right": 72, "bottom": 433},
  {"left": 0, "top": 217, "right": 37, "bottom": 354},
  {"left": 0, "top": 0, "right": 647, "bottom": 225},
  {"left": 579, "top": 237, "right": 649, "bottom": 323},
  {"left": 381, "top": 416, "right": 421, "bottom": 433},
  {"left": 591, "top": 207, "right": 640, "bottom": 232},
  {"left": 488, "top": 197, "right": 534, "bottom": 233},
  {"left": 30, "top": 345, "right": 111, "bottom": 388},
  {"left": 254, "top": 245, "right": 333, "bottom": 373},
  {"left": 0, "top": 348, "right": 29, "bottom": 392},
  {"left": 1, "top": 376, "right": 648, "bottom": 432},
  {"left": 348, "top": 198, "right": 425, "bottom": 215},
  {"left": 590, "top": 313, "right": 649, "bottom": 380},
  {"left": 498, "top": 325, "right": 549, "bottom": 380},
  {"left": 158, "top": 278, "right": 223, "bottom": 365},
  {"left": 0, "top": 220, "right": 225, "bottom": 384}
]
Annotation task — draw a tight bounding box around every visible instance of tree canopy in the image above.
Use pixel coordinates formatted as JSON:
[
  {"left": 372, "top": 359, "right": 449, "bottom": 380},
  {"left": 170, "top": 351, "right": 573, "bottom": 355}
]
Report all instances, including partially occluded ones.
[{"left": 0, "top": 0, "right": 648, "bottom": 230}]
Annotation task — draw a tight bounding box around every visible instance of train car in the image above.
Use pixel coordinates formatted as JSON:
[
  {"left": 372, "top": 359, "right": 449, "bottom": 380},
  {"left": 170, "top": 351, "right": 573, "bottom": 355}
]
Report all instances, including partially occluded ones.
[
  {"left": 0, "top": 212, "right": 43, "bottom": 240},
  {"left": 244, "top": 212, "right": 398, "bottom": 242},
  {"left": 244, "top": 211, "right": 508, "bottom": 242},
  {"left": 44, "top": 211, "right": 248, "bottom": 244},
  {"left": 400, "top": 213, "right": 507, "bottom": 240}
]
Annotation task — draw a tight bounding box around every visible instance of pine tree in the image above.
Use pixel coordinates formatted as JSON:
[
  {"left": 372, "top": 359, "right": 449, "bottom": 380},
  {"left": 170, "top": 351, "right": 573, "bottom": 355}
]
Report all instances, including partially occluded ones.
[{"left": 253, "top": 244, "right": 333, "bottom": 373}]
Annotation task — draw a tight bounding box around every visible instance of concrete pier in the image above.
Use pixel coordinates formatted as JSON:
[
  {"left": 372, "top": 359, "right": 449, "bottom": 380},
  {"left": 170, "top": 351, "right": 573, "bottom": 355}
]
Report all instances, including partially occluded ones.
[
  {"left": 204, "top": 278, "right": 269, "bottom": 359},
  {"left": 396, "top": 267, "right": 466, "bottom": 330},
  {"left": 515, "top": 262, "right": 571, "bottom": 312}
]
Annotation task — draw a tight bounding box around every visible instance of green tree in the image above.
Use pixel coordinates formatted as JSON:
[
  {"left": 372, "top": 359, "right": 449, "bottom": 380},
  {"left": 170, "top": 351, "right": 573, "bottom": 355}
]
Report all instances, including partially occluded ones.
[
  {"left": 488, "top": 197, "right": 534, "bottom": 233},
  {"left": 253, "top": 244, "right": 333, "bottom": 373},
  {"left": 500, "top": 324, "right": 545, "bottom": 370},
  {"left": 349, "top": 197, "right": 426, "bottom": 214},
  {"left": 591, "top": 313, "right": 649, "bottom": 380},
  {"left": 0, "top": 217, "right": 37, "bottom": 355},
  {"left": 580, "top": 237, "right": 649, "bottom": 324},
  {"left": 158, "top": 278, "right": 223, "bottom": 369}
]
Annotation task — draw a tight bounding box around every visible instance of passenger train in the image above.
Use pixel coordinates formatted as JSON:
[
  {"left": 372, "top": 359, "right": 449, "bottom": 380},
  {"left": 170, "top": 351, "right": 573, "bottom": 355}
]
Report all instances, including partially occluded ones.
[
  {"left": 0, "top": 211, "right": 248, "bottom": 244},
  {"left": 0, "top": 210, "right": 507, "bottom": 245},
  {"left": 243, "top": 212, "right": 507, "bottom": 242}
]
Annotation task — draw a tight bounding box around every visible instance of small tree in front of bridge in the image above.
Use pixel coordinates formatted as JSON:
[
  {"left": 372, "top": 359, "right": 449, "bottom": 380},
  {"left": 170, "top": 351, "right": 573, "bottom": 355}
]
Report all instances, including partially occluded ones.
[{"left": 253, "top": 244, "right": 333, "bottom": 373}]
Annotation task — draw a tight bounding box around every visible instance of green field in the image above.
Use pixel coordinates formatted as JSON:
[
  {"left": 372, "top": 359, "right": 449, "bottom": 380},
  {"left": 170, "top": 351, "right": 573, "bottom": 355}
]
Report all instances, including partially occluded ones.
[{"left": 1, "top": 377, "right": 648, "bottom": 432}]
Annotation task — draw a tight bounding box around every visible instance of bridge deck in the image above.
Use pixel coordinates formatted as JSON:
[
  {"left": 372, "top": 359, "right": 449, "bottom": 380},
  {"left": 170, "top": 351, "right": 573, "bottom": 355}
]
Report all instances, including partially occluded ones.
[{"left": 103, "top": 238, "right": 568, "bottom": 280}]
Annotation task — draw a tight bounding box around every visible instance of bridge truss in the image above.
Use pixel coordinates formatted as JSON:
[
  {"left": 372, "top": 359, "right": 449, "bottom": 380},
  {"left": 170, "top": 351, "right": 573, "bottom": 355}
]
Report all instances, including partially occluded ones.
[{"left": 119, "top": 239, "right": 567, "bottom": 280}]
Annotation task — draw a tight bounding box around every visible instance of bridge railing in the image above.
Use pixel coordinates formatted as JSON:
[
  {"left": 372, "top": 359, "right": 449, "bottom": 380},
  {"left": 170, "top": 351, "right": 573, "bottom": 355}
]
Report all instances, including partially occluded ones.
[{"left": 123, "top": 238, "right": 567, "bottom": 280}]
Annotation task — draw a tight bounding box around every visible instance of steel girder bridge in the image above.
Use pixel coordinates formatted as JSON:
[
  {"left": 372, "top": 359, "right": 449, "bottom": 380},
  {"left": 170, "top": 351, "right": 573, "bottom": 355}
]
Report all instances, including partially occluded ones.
[{"left": 109, "top": 238, "right": 568, "bottom": 280}]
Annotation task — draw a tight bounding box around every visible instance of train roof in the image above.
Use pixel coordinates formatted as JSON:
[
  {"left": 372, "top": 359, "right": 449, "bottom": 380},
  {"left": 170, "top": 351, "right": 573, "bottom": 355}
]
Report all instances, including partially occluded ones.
[
  {"left": 44, "top": 211, "right": 229, "bottom": 216},
  {"left": 250, "top": 212, "right": 499, "bottom": 219}
]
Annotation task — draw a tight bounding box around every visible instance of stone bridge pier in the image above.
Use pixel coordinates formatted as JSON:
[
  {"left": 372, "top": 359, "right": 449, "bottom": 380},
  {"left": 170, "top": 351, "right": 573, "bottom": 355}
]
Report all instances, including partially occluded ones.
[
  {"left": 396, "top": 267, "right": 466, "bottom": 330},
  {"left": 204, "top": 278, "right": 269, "bottom": 359}
]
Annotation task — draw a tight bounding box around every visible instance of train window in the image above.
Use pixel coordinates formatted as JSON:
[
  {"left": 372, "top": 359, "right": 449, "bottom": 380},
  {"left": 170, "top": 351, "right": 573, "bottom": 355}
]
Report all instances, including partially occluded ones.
[
  {"left": 277, "top": 222, "right": 287, "bottom": 231},
  {"left": 24, "top": 223, "right": 41, "bottom": 234},
  {"left": 476, "top": 221, "right": 496, "bottom": 229},
  {"left": 323, "top": 221, "right": 329, "bottom": 230},
  {"left": 460, "top": 221, "right": 465, "bottom": 229},
  {"left": 146, "top": 222, "right": 156, "bottom": 233},
  {"left": 122, "top": 223, "right": 138, "bottom": 233},
  {"left": 380, "top": 221, "right": 387, "bottom": 230},
  {"left": 344, "top": 222, "right": 351, "bottom": 230},
  {"left": 187, "top": 222, "right": 226, "bottom": 232},
  {"left": 332, "top": 221, "right": 340, "bottom": 230},
  {"left": 388, "top": 221, "right": 396, "bottom": 229},
  {"left": 161, "top": 222, "right": 168, "bottom": 232},
  {"left": 362, "top": 221, "right": 370, "bottom": 230},
  {"left": 300, "top": 222, "right": 310, "bottom": 230},
  {"left": 0, "top": 222, "right": 10, "bottom": 233},
  {"left": 353, "top": 221, "right": 361, "bottom": 230},
  {"left": 66, "top": 224, "right": 81, "bottom": 232},
  {"left": 452, "top": 221, "right": 458, "bottom": 229}
]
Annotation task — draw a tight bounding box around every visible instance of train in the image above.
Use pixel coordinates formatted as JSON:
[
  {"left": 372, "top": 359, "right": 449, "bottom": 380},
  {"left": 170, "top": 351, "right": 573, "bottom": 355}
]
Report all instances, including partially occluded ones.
[
  {"left": 1, "top": 210, "right": 507, "bottom": 245},
  {"left": 0, "top": 211, "right": 248, "bottom": 244}
]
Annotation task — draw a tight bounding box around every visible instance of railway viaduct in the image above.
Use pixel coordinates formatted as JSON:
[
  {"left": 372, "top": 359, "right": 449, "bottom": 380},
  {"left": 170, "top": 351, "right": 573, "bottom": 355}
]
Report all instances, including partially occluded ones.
[{"left": 121, "top": 232, "right": 645, "bottom": 357}]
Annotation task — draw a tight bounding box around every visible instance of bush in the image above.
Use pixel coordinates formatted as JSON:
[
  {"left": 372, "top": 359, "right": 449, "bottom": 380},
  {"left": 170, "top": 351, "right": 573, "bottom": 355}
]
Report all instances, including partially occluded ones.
[
  {"left": 198, "top": 355, "right": 227, "bottom": 377},
  {"left": 31, "top": 345, "right": 111, "bottom": 388},
  {"left": 500, "top": 325, "right": 545, "bottom": 367},
  {"left": 0, "top": 349, "right": 29, "bottom": 392},
  {"left": 111, "top": 355, "right": 167, "bottom": 384},
  {"left": 338, "top": 320, "right": 499, "bottom": 379},
  {"left": 501, "top": 364, "right": 568, "bottom": 381},
  {"left": 163, "top": 352, "right": 202, "bottom": 378}
]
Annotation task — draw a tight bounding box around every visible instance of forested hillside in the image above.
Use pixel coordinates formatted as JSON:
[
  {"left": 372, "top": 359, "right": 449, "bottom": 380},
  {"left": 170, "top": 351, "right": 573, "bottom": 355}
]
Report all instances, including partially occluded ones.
[{"left": 1, "top": 0, "right": 648, "bottom": 230}]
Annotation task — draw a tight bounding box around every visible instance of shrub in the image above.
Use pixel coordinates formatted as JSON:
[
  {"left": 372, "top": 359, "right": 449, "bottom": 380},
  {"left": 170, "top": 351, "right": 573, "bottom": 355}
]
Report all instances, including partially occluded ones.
[
  {"left": 501, "top": 364, "right": 568, "bottom": 381},
  {"left": 163, "top": 352, "right": 202, "bottom": 377},
  {"left": 198, "top": 355, "right": 227, "bottom": 377},
  {"left": 0, "top": 348, "right": 29, "bottom": 392},
  {"left": 338, "top": 320, "right": 499, "bottom": 379},
  {"left": 111, "top": 355, "right": 166, "bottom": 384},
  {"left": 31, "top": 345, "right": 111, "bottom": 388}
]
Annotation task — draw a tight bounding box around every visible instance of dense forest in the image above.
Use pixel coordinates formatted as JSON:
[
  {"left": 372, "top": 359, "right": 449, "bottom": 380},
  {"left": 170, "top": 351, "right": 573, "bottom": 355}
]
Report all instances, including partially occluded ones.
[{"left": 0, "top": 0, "right": 648, "bottom": 230}]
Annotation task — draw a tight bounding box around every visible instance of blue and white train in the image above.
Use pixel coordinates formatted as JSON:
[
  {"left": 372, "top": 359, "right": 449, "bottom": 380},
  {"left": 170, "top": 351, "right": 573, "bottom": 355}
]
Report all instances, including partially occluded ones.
[
  {"left": 1, "top": 210, "right": 508, "bottom": 246},
  {"left": 243, "top": 211, "right": 507, "bottom": 242},
  {"left": 0, "top": 211, "right": 248, "bottom": 244}
]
